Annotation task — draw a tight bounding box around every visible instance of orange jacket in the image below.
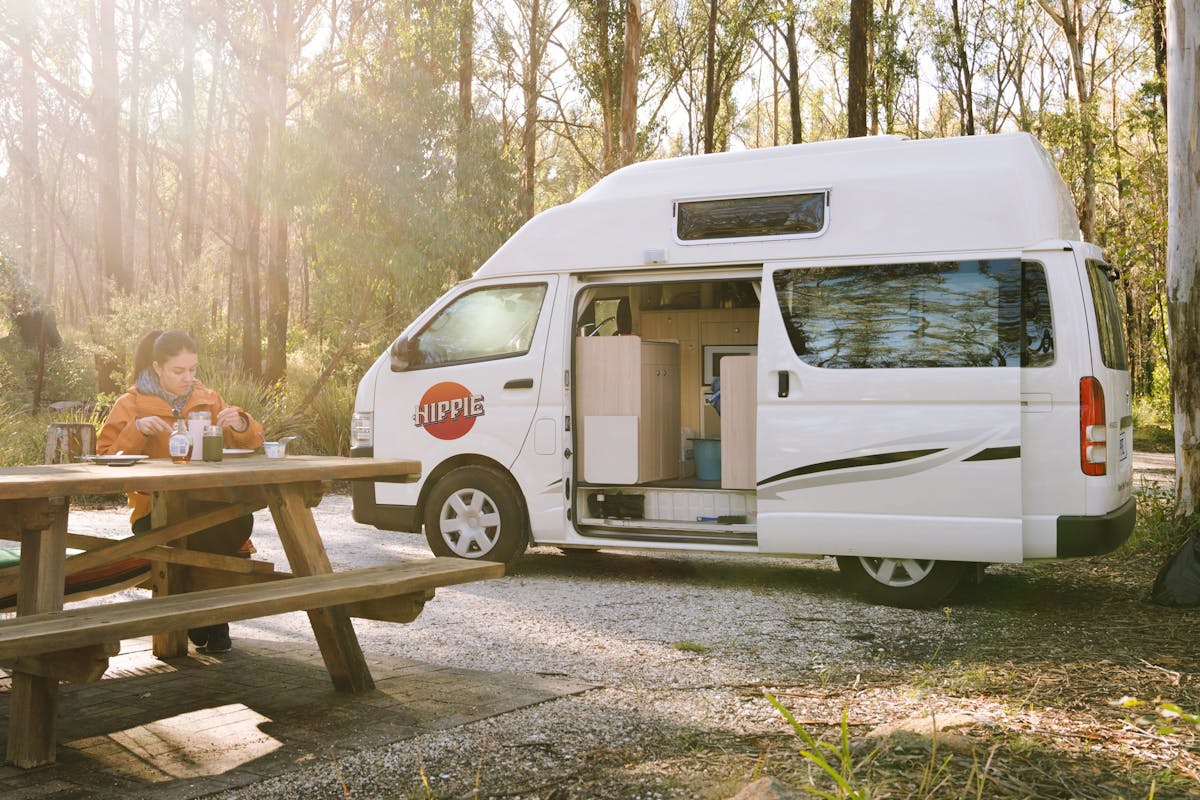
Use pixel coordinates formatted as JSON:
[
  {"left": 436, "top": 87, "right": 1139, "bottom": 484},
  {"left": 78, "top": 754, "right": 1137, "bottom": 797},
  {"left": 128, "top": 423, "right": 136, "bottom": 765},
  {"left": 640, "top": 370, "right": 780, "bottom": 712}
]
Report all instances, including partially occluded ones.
[{"left": 97, "top": 381, "right": 265, "bottom": 523}]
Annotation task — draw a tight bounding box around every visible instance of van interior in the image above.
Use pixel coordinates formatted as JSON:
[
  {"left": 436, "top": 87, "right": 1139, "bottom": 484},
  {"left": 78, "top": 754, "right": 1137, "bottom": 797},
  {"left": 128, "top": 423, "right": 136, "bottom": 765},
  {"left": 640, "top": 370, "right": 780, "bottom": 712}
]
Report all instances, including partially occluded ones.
[{"left": 572, "top": 276, "right": 761, "bottom": 545}]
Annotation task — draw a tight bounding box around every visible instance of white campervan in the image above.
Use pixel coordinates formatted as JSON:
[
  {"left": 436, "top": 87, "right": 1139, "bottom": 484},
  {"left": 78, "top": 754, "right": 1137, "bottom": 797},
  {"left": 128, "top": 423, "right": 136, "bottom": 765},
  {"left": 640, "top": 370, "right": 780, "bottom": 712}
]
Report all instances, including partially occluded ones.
[{"left": 351, "top": 133, "right": 1135, "bottom": 607}]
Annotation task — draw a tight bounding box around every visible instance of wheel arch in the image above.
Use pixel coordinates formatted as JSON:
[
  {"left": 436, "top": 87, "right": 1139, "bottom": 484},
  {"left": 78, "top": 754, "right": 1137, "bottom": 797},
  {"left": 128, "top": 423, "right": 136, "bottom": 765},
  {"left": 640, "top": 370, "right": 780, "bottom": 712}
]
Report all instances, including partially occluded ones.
[{"left": 418, "top": 454, "right": 531, "bottom": 533}]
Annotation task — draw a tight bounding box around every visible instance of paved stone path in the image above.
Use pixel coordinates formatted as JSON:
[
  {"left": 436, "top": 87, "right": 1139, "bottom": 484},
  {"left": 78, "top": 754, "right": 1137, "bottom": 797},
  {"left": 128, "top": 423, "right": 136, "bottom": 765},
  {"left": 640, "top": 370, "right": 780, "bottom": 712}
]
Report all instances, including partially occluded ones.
[
  {"left": 0, "top": 636, "right": 589, "bottom": 800},
  {"left": 1133, "top": 449, "right": 1175, "bottom": 490}
]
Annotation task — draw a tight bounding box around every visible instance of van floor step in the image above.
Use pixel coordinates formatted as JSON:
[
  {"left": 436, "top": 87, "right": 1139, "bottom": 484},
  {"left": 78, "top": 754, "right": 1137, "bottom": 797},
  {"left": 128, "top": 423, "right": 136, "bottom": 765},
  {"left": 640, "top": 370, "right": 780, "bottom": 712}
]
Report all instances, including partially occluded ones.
[{"left": 575, "top": 523, "right": 757, "bottom": 547}]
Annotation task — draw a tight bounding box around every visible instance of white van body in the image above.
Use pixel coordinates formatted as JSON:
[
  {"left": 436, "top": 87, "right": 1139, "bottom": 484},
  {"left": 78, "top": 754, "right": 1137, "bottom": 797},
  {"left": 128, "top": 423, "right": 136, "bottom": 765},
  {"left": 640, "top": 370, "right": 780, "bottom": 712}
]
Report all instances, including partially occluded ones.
[{"left": 352, "top": 133, "right": 1135, "bottom": 606}]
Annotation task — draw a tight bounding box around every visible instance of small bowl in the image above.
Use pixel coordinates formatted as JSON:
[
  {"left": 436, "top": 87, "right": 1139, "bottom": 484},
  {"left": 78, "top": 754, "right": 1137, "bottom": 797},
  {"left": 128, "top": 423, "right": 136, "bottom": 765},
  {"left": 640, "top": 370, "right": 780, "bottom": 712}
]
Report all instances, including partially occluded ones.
[{"left": 263, "top": 441, "right": 287, "bottom": 459}]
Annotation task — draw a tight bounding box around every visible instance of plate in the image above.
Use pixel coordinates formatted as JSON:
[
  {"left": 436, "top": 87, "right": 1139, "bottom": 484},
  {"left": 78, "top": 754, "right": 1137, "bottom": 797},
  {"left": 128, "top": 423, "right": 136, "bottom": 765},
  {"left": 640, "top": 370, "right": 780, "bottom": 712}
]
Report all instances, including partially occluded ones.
[
  {"left": 223, "top": 448, "right": 256, "bottom": 457},
  {"left": 83, "top": 454, "right": 149, "bottom": 466}
]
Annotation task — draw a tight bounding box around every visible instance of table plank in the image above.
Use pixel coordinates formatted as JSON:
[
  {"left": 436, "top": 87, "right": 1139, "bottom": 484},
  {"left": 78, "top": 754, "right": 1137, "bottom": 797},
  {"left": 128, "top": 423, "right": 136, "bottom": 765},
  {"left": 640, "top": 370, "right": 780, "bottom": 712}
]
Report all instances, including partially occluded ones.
[{"left": 0, "top": 455, "right": 420, "bottom": 500}]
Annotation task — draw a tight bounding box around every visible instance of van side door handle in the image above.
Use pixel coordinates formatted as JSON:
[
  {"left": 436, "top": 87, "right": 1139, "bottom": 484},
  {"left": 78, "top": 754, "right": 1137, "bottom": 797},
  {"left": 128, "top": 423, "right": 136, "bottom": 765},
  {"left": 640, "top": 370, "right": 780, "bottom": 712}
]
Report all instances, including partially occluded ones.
[
  {"left": 777, "top": 371, "right": 790, "bottom": 398},
  {"left": 505, "top": 378, "right": 534, "bottom": 389}
]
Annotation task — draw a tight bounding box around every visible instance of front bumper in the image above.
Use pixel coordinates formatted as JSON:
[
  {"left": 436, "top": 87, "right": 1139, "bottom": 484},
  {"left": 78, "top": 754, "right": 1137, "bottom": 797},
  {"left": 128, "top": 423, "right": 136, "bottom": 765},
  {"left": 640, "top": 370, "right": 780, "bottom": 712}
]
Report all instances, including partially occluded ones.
[{"left": 350, "top": 446, "right": 422, "bottom": 532}]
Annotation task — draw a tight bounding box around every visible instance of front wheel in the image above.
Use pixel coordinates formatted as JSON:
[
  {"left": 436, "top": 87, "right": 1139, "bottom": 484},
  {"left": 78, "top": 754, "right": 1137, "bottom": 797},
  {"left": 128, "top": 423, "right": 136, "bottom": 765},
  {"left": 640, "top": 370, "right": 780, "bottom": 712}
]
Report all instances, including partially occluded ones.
[
  {"left": 836, "top": 556, "right": 968, "bottom": 608},
  {"left": 423, "top": 466, "right": 528, "bottom": 568}
]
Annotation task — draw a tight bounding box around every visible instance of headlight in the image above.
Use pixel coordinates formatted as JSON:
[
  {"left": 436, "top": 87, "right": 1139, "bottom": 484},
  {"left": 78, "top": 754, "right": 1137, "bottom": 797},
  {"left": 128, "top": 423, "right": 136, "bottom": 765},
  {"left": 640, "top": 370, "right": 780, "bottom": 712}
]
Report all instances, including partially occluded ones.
[{"left": 351, "top": 412, "right": 373, "bottom": 448}]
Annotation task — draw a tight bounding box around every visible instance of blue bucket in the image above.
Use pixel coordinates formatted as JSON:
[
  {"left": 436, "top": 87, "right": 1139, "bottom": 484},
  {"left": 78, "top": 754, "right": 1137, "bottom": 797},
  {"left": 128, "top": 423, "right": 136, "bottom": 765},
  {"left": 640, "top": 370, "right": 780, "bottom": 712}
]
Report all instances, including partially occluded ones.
[{"left": 692, "top": 439, "right": 721, "bottom": 481}]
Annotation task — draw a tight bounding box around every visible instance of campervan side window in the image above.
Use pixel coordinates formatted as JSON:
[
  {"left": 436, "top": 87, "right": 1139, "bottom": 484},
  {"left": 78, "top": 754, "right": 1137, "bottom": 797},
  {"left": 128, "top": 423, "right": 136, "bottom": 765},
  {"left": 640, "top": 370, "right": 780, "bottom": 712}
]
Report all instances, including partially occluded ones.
[
  {"left": 773, "top": 259, "right": 1055, "bottom": 369},
  {"left": 1084, "top": 260, "right": 1128, "bottom": 370},
  {"left": 676, "top": 192, "right": 826, "bottom": 241},
  {"left": 411, "top": 284, "right": 547, "bottom": 368}
]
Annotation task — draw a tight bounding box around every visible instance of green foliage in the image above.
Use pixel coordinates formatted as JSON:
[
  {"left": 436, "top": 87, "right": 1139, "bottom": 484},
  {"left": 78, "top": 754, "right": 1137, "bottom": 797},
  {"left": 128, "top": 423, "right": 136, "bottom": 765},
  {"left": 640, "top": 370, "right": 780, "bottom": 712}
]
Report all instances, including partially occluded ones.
[
  {"left": 0, "top": 405, "right": 48, "bottom": 467},
  {"left": 1120, "top": 489, "right": 1200, "bottom": 559},
  {"left": 1116, "top": 696, "right": 1200, "bottom": 736},
  {"left": 0, "top": 333, "right": 97, "bottom": 410},
  {"left": 766, "top": 696, "right": 875, "bottom": 799},
  {"left": 291, "top": 61, "right": 524, "bottom": 345},
  {"left": 297, "top": 378, "right": 356, "bottom": 456},
  {"left": 0, "top": 403, "right": 108, "bottom": 468}
]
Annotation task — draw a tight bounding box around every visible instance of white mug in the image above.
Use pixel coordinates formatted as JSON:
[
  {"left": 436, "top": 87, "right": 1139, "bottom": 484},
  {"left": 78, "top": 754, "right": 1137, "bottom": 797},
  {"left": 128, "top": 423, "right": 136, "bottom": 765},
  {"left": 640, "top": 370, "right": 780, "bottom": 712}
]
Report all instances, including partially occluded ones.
[{"left": 187, "top": 411, "right": 211, "bottom": 459}]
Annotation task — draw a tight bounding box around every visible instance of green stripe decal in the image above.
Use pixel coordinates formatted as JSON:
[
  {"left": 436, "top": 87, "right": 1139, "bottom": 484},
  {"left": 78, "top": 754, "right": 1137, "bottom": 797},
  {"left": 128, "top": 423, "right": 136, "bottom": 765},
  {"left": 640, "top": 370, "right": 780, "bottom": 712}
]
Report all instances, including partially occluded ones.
[
  {"left": 1120, "top": 415, "right": 1134, "bottom": 429},
  {"left": 758, "top": 448, "right": 944, "bottom": 487}
]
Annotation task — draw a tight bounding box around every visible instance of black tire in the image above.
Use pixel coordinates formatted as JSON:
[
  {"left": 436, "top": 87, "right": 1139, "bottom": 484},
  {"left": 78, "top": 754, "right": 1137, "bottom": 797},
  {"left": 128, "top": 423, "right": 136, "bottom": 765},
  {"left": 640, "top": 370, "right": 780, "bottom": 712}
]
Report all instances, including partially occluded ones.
[
  {"left": 423, "top": 466, "right": 528, "bottom": 568},
  {"left": 836, "top": 556, "right": 968, "bottom": 609}
]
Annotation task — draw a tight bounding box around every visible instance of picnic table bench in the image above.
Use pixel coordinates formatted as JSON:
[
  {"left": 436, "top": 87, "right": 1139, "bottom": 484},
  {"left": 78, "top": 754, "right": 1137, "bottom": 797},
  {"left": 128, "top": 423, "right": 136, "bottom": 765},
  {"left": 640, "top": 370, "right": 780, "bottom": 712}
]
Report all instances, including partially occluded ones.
[{"left": 0, "top": 455, "right": 504, "bottom": 768}]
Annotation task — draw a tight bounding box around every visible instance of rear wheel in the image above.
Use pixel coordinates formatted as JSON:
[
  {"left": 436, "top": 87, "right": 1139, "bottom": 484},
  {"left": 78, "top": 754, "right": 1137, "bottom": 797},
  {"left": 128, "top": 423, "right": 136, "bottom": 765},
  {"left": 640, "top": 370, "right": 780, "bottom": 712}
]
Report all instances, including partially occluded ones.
[
  {"left": 423, "top": 466, "right": 528, "bottom": 568},
  {"left": 836, "top": 556, "right": 968, "bottom": 608}
]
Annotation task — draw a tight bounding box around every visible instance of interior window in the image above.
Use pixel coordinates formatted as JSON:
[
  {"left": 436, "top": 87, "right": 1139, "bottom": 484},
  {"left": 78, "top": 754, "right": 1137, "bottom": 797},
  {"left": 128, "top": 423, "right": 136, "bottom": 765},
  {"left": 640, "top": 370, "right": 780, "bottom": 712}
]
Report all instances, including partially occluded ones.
[
  {"left": 412, "top": 284, "right": 546, "bottom": 368},
  {"left": 591, "top": 299, "right": 623, "bottom": 336}
]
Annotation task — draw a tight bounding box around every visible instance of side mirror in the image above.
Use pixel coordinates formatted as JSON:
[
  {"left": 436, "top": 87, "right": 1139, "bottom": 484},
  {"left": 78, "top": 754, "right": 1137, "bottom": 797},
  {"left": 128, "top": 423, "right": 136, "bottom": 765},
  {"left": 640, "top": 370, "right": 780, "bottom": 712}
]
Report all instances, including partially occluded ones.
[{"left": 389, "top": 337, "right": 414, "bottom": 372}]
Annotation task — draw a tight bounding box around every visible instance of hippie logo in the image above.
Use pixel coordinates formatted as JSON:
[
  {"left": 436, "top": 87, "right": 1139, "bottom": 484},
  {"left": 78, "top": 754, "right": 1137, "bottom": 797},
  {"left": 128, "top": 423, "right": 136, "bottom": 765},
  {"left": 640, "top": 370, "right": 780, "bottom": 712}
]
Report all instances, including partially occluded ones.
[{"left": 413, "top": 382, "right": 485, "bottom": 440}]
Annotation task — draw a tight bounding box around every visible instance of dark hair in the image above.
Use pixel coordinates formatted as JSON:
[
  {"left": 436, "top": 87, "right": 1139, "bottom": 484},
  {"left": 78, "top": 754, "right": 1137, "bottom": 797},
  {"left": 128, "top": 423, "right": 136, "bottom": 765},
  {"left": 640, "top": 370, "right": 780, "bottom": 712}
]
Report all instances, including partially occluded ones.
[{"left": 131, "top": 329, "right": 198, "bottom": 384}]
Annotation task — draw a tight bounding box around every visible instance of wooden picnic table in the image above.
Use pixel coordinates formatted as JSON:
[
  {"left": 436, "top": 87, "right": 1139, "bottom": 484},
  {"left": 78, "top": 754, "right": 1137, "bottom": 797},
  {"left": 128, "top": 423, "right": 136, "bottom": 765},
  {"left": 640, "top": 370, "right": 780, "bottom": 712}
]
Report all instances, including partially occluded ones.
[{"left": 0, "top": 455, "right": 505, "bottom": 768}]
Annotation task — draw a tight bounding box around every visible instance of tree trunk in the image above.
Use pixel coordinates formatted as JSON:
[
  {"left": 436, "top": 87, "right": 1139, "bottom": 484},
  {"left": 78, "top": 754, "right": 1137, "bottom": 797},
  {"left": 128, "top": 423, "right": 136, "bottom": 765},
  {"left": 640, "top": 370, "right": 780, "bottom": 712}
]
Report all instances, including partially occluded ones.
[
  {"left": 785, "top": 15, "right": 802, "bottom": 143},
  {"left": 619, "top": 0, "right": 642, "bottom": 166},
  {"left": 242, "top": 94, "right": 267, "bottom": 377},
  {"left": 520, "top": 0, "right": 542, "bottom": 219},
  {"left": 456, "top": 0, "right": 474, "bottom": 198},
  {"left": 180, "top": 0, "right": 198, "bottom": 274},
  {"left": 1167, "top": 0, "right": 1200, "bottom": 516},
  {"left": 703, "top": 0, "right": 718, "bottom": 152},
  {"left": 94, "top": 0, "right": 128, "bottom": 295},
  {"left": 1152, "top": 0, "right": 1167, "bottom": 118},
  {"left": 263, "top": 0, "right": 293, "bottom": 384},
  {"left": 126, "top": 0, "right": 142, "bottom": 278},
  {"left": 17, "top": 5, "right": 43, "bottom": 290},
  {"left": 847, "top": 0, "right": 870, "bottom": 137},
  {"left": 1036, "top": 0, "right": 1096, "bottom": 241},
  {"left": 950, "top": 0, "right": 975, "bottom": 135}
]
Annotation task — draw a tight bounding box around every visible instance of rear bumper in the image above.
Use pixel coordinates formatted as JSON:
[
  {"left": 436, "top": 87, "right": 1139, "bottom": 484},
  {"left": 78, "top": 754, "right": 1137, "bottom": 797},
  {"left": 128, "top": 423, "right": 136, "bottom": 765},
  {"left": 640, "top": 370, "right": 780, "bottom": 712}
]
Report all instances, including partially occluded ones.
[
  {"left": 350, "top": 446, "right": 422, "bottom": 532},
  {"left": 1056, "top": 497, "right": 1136, "bottom": 557}
]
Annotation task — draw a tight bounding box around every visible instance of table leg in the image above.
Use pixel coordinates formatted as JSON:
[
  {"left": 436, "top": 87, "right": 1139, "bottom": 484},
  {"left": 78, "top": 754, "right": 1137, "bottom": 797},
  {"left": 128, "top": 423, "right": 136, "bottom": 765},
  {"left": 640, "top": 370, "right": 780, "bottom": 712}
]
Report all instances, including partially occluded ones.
[
  {"left": 150, "top": 491, "right": 189, "bottom": 658},
  {"left": 266, "top": 484, "right": 375, "bottom": 693},
  {"left": 6, "top": 498, "right": 68, "bottom": 768}
]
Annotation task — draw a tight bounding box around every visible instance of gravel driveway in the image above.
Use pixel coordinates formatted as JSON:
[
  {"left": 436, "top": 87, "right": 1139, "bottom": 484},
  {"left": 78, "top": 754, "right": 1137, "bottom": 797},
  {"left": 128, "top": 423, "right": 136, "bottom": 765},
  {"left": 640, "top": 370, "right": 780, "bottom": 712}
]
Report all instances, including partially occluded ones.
[{"left": 61, "top": 457, "right": 1192, "bottom": 799}]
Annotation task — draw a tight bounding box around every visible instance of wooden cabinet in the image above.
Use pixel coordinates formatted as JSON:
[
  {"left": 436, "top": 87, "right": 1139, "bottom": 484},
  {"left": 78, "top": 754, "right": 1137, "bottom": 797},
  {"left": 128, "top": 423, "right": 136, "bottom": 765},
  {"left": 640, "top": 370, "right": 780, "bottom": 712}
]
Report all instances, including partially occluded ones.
[
  {"left": 640, "top": 311, "right": 699, "bottom": 433},
  {"left": 719, "top": 356, "right": 757, "bottom": 489},
  {"left": 576, "top": 336, "right": 680, "bottom": 484}
]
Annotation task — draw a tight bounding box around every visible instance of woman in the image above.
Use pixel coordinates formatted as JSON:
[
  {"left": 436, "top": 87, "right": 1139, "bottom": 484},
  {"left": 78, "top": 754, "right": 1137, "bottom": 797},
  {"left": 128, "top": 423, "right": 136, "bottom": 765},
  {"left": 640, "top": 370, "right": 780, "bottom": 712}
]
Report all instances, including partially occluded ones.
[{"left": 98, "top": 329, "right": 264, "bottom": 654}]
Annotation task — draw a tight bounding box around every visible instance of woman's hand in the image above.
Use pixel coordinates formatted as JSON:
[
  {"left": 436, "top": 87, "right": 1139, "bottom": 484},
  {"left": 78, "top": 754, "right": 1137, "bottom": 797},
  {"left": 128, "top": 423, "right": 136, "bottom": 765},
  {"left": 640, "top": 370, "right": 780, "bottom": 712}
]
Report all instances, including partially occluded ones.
[
  {"left": 134, "top": 416, "right": 172, "bottom": 436},
  {"left": 216, "top": 406, "right": 249, "bottom": 433}
]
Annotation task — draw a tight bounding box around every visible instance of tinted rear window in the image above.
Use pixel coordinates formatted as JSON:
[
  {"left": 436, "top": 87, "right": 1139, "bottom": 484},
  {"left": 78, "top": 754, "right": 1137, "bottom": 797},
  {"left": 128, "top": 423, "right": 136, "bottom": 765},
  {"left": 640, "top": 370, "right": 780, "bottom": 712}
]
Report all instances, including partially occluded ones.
[
  {"left": 1084, "top": 260, "right": 1128, "bottom": 370},
  {"left": 773, "top": 258, "right": 1055, "bottom": 369}
]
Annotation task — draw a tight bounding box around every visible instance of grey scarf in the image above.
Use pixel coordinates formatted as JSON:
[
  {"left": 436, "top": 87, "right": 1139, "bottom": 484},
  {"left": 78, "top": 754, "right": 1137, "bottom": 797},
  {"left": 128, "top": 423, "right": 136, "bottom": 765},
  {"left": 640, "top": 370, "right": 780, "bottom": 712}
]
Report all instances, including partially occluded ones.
[{"left": 136, "top": 369, "right": 193, "bottom": 417}]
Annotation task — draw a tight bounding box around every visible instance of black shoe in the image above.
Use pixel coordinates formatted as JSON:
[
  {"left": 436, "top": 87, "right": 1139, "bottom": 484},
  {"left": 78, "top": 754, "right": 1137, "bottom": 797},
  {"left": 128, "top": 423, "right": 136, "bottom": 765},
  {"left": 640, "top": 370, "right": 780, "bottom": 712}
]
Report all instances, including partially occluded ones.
[
  {"left": 201, "top": 624, "right": 232, "bottom": 654},
  {"left": 188, "top": 627, "right": 210, "bottom": 647}
]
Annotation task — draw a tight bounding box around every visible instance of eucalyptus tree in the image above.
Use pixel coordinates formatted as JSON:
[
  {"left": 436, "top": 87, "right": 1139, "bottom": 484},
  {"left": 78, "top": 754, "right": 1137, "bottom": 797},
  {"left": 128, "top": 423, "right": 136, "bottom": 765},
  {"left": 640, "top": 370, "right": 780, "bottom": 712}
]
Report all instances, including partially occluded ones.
[{"left": 1166, "top": 0, "right": 1200, "bottom": 515}]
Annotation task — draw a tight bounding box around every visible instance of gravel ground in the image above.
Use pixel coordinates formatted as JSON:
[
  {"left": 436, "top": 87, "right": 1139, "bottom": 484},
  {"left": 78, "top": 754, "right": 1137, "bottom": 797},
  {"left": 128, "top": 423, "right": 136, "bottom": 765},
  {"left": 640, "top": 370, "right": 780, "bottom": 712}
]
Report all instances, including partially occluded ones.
[
  {"left": 66, "top": 495, "right": 969, "bottom": 799},
  {"left": 60, "top": 456, "right": 1197, "bottom": 800}
]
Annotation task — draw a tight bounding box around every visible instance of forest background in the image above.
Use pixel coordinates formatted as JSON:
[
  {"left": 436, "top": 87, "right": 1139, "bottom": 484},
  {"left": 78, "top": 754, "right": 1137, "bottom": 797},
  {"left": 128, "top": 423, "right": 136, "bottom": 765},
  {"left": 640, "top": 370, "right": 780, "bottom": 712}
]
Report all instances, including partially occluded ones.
[{"left": 0, "top": 0, "right": 1175, "bottom": 466}]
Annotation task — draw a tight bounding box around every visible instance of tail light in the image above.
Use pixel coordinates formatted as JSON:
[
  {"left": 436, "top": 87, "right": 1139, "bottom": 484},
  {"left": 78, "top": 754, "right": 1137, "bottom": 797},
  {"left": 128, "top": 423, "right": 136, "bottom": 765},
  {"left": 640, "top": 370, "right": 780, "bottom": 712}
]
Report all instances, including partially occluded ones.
[{"left": 1080, "top": 377, "right": 1106, "bottom": 476}]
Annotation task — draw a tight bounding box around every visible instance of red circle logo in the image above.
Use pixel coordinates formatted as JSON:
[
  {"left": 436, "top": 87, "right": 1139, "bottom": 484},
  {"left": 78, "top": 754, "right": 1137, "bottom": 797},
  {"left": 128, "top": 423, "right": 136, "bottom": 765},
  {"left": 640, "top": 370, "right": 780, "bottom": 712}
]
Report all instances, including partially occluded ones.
[{"left": 414, "top": 382, "right": 484, "bottom": 440}]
